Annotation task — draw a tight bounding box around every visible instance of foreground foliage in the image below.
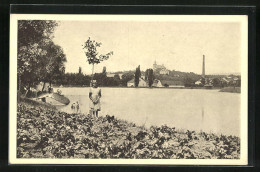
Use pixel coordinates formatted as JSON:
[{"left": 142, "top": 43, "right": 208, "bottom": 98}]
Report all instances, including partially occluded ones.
[{"left": 17, "top": 101, "right": 240, "bottom": 159}]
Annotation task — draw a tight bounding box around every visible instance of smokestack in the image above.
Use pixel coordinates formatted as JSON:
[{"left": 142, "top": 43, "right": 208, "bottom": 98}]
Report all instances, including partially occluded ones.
[{"left": 202, "top": 55, "right": 205, "bottom": 78}]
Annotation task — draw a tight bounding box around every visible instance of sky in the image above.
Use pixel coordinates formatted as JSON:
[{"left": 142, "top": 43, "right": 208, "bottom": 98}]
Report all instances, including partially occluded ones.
[{"left": 52, "top": 20, "right": 242, "bottom": 75}]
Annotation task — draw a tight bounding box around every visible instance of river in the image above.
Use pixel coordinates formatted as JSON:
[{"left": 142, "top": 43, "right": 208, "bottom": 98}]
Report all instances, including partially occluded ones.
[{"left": 54, "top": 87, "right": 240, "bottom": 136}]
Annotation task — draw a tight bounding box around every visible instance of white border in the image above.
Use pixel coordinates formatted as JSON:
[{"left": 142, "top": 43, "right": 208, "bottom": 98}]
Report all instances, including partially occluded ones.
[{"left": 9, "top": 14, "right": 248, "bottom": 165}]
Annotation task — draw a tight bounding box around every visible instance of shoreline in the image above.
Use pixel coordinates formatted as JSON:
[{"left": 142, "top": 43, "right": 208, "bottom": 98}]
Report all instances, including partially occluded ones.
[
  {"left": 219, "top": 87, "right": 241, "bottom": 93},
  {"left": 55, "top": 85, "right": 223, "bottom": 90},
  {"left": 16, "top": 98, "right": 240, "bottom": 159},
  {"left": 55, "top": 86, "right": 241, "bottom": 93}
]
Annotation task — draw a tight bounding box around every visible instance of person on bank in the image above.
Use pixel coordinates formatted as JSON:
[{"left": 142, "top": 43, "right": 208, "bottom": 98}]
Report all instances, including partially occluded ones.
[{"left": 89, "top": 80, "right": 101, "bottom": 117}]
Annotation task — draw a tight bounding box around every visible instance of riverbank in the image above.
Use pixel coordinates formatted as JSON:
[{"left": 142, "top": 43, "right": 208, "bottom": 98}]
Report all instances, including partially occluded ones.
[
  {"left": 219, "top": 87, "right": 241, "bottom": 93},
  {"left": 17, "top": 99, "right": 240, "bottom": 159}
]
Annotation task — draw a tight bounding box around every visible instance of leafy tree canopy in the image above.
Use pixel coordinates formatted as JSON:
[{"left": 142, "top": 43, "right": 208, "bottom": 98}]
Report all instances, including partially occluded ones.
[{"left": 17, "top": 20, "right": 66, "bottom": 95}]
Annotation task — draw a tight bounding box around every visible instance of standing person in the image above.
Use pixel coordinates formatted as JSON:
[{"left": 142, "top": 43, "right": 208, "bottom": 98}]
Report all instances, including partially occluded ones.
[
  {"left": 89, "top": 80, "right": 101, "bottom": 117},
  {"left": 48, "top": 85, "right": 51, "bottom": 93},
  {"left": 76, "top": 101, "right": 80, "bottom": 113},
  {"left": 71, "top": 103, "right": 75, "bottom": 111}
]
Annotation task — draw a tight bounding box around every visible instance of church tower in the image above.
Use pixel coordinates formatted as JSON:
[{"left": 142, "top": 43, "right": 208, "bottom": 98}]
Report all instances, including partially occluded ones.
[{"left": 153, "top": 60, "right": 157, "bottom": 71}]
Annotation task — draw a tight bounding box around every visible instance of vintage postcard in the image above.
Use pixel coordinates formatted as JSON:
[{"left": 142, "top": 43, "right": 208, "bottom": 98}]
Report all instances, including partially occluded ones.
[{"left": 9, "top": 14, "right": 248, "bottom": 165}]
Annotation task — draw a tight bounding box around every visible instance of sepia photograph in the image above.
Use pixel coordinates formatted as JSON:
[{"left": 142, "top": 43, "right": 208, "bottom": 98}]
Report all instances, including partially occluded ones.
[{"left": 9, "top": 14, "right": 248, "bottom": 165}]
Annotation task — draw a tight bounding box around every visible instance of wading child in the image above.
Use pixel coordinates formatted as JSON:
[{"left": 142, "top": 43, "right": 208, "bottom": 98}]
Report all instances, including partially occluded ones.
[
  {"left": 76, "top": 101, "right": 80, "bottom": 113},
  {"left": 89, "top": 80, "right": 101, "bottom": 117}
]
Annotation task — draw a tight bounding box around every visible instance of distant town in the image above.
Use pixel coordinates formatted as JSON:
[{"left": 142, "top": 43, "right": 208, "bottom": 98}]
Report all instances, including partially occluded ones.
[
  {"left": 107, "top": 57, "right": 241, "bottom": 89},
  {"left": 37, "top": 55, "right": 241, "bottom": 92}
]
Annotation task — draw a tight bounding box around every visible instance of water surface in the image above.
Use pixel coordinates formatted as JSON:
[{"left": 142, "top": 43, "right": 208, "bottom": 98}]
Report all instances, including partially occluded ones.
[{"left": 55, "top": 87, "right": 240, "bottom": 136}]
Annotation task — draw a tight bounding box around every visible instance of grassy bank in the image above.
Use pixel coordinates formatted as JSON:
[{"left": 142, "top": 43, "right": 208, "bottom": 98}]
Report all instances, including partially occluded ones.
[
  {"left": 19, "top": 97, "right": 57, "bottom": 110},
  {"left": 219, "top": 87, "right": 241, "bottom": 93},
  {"left": 17, "top": 99, "right": 240, "bottom": 159}
]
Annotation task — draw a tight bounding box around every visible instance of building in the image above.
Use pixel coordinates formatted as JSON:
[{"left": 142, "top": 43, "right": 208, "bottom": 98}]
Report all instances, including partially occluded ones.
[
  {"left": 127, "top": 79, "right": 135, "bottom": 87},
  {"left": 195, "top": 80, "right": 202, "bottom": 86},
  {"left": 152, "top": 79, "right": 163, "bottom": 87},
  {"left": 107, "top": 73, "right": 123, "bottom": 79},
  {"left": 140, "top": 74, "right": 146, "bottom": 80},
  {"left": 127, "top": 78, "right": 147, "bottom": 87},
  {"left": 234, "top": 77, "right": 241, "bottom": 86},
  {"left": 138, "top": 78, "right": 147, "bottom": 87},
  {"left": 220, "top": 76, "right": 241, "bottom": 86},
  {"left": 233, "top": 77, "right": 239, "bottom": 81},
  {"left": 153, "top": 61, "right": 170, "bottom": 75},
  {"left": 223, "top": 77, "right": 233, "bottom": 83},
  {"left": 161, "top": 80, "right": 184, "bottom": 88},
  {"left": 159, "top": 68, "right": 170, "bottom": 75}
]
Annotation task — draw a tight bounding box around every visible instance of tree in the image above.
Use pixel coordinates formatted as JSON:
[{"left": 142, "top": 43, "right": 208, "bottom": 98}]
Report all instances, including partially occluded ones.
[
  {"left": 82, "top": 37, "right": 113, "bottom": 83},
  {"left": 102, "top": 66, "right": 107, "bottom": 74},
  {"left": 114, "top": 74, "right": 120, "bottom": 81},
  {"left": 235, "top": 78, "right": 241, "bottom": 87},
  {"left": 184, "top": 76, "right": 195, "bottom": 87},
  {"left": 17, "top": 20, "right": 60, "bottom": 96},
  {"left": 201, "top": 77, "right": 206, "bottom": 85},
  {"left": 113, "top": 74, "right": 121, "bottom": 86},
  {"left": 78, "top": 67, "right": 82, "bottom": 75},
  {"left": 121, "top": 72, "right": 134, "bottom": 86},
  {"left": 93, "top": 73, "right": 107, "bottom": 86},
  {"left": 37, "top": 42, "right": 67, "bottom": 91},
  {"left": 59, "top": 73, "right": 91, "bottom": 86},
  {"left": 147, "top": 69, "right": 154, "bottom": 87},
  {"left": 104, "top": 77, "right": 118, "bottom": 87},
  {"left": 145, "top": 69, "right": 149, "bottom": 80},
  {"left": 18, "top": 43, "right": 48, "bottom": 91},
  {"left": 212, "top": 78, "right": 221, "bottom": 87},
  {"left": 18, "top": 20, "right": 58, "bottom": 48},
  {"left": 134, "top": 65, "right": 141, "bottom": 87},
  {"left": 164, "top": 83, "right": 169, "bottom": 87}
]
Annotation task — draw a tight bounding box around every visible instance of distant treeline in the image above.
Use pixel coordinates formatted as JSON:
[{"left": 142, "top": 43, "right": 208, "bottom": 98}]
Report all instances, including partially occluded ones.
[
  {"left": 52, "top": 69, "right": 198, "bottom": 87},
  {"left": 53, "top": 68, "right": 240, "bottom": 88},
  {"left": 53, "top": 70, "right": 135, "bottom": 87}
]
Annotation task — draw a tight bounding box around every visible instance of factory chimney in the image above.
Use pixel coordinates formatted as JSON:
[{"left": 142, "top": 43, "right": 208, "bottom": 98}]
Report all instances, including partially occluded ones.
[{"left": 202, "top": 55, "right": 205, "bottom": 78}]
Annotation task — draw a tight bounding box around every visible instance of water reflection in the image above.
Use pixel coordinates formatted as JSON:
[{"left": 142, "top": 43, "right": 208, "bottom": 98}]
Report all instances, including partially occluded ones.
[{"left": 200, "top": 107, "right": 204, "bottom": 133}]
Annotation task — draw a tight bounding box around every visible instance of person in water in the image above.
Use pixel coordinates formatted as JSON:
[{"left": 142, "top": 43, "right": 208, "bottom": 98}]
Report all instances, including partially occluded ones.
[
  {"left": 76, "top": 101, "right": 80, "bottom": 113},
  {"left": 89, "top": 80, "right": 101, "bottom": 117}
]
